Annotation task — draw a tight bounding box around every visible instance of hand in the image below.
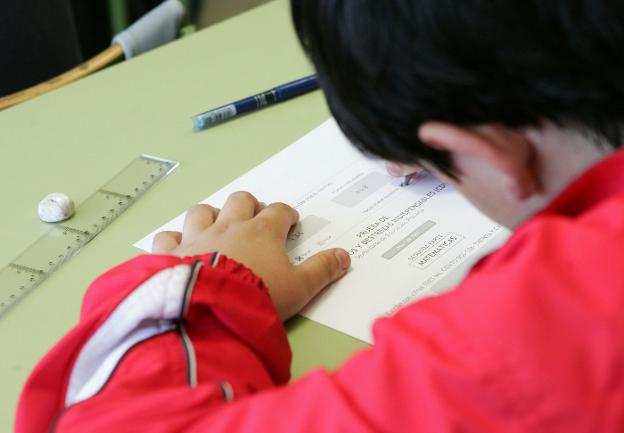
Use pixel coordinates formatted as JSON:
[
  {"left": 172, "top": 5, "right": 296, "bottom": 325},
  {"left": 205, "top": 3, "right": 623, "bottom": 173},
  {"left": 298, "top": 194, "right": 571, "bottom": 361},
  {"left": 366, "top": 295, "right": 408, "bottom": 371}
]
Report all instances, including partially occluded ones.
[{"left": 152, "top": 191, "right": 351, "bottom": 320}]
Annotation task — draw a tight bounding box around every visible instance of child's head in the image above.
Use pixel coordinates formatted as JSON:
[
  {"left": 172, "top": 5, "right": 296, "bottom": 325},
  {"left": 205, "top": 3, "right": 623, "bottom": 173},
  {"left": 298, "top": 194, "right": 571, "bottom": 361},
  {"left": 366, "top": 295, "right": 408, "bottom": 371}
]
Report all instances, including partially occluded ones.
[{"left": 292, "top": 0, "right": 623, "bottom": 226}]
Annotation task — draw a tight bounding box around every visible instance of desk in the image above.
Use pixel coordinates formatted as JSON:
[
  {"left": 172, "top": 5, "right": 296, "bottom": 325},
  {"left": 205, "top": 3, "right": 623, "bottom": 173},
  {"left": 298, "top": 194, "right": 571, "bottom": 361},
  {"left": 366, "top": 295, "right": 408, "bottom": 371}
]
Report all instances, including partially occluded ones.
[{"left": 0, "top": 1, "right": 367, "bottom": 429}]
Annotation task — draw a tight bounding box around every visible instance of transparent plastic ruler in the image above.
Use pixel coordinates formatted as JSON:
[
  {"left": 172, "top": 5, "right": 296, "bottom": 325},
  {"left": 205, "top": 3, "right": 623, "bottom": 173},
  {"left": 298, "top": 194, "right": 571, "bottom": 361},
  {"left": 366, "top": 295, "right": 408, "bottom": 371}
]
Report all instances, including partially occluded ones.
[{"left": 0, "top": 154, "right": 179, "bottom": 317}]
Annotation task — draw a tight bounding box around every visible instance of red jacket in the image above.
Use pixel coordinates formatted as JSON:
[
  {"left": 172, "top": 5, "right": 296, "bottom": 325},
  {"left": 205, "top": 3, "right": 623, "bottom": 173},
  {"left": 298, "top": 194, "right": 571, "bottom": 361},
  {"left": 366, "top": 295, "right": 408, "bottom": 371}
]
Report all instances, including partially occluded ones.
[{"left": 16, "top": 150, "right": 624, "bottom": 432}]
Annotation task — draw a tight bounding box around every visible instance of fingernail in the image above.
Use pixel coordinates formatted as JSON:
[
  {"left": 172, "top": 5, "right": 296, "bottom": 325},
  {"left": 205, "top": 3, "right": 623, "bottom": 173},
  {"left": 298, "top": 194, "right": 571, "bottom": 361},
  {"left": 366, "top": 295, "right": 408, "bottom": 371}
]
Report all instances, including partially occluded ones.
[
  {"left": 335, "top": 249, "right": 350, "bottom": 271},
  {"left": 386, "top": 162, "right": 403, "bottom": 177}
]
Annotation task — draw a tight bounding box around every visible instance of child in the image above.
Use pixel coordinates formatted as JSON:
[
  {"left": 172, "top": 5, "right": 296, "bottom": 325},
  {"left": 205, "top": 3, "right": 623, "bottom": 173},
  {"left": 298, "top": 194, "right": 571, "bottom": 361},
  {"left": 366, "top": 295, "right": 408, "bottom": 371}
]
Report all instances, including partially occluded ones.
[{"left": 16, "top": 1, "right": 624, "bottom": 431}]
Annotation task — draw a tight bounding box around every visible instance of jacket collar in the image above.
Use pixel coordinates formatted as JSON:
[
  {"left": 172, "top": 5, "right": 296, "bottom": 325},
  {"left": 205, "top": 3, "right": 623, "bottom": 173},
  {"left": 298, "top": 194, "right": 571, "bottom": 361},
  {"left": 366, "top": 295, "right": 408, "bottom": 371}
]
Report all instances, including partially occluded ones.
[{"left": 540, "top": 148, "right": 624, "bottom": 217}]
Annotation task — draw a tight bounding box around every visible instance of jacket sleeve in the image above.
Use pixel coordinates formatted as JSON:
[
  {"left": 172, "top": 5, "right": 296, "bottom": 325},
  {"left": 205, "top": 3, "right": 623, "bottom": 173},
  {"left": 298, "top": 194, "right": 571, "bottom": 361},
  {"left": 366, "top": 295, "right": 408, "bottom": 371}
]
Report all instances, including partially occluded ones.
[{"left": 15, "top": 252, "right": 291, "bottom": 433}]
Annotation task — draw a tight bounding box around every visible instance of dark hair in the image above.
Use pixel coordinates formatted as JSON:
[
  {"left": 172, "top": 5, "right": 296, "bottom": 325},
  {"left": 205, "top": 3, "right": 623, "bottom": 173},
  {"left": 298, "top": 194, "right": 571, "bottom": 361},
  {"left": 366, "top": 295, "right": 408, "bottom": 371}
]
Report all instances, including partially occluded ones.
[{"left": 291, "top": 0, "right": 624, "bottom": 176}]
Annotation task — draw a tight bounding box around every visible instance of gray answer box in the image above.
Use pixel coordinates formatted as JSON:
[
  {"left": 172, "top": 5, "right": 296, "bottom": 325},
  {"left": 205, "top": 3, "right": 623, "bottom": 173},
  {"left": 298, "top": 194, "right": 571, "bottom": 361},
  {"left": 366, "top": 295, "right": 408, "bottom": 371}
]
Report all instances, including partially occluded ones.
[
  {"left": 382, "top": 220, "right": 436, "bottom": 260},
  {"left": 286, "top": 215, "right": 331, "bottom": 252},
  {"left": 332, "top": 172, "right": 390, "bottom": 208}
]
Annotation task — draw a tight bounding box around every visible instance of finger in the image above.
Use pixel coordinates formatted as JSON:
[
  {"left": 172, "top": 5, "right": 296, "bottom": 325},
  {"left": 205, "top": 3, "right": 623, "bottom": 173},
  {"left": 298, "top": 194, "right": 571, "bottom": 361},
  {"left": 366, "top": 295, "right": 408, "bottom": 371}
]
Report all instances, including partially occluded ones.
[
  {"left": 256, "top": 202, "right": 299, "bottom": 238},
  {"left": 385, "top": 161, "right": 423, "bottom": 178},
  {"left": 152, "top": 231, "right": 182, "bottom": 254},
  {"left": 295, "top": 248, "right": 351, "bottom": 297},
  {"left": 183, "top": 204, "right": 218, "bottom": 240},
  {"left": 218, "top": 191, "right": 259, "bottom": 222}
]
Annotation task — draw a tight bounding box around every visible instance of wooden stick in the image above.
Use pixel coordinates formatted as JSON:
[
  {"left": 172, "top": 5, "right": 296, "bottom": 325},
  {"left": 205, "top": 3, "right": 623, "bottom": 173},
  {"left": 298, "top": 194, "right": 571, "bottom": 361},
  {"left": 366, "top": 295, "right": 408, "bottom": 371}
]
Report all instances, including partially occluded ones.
[{"left": 0, "top": 44, "right": 125, "bottom": 111}]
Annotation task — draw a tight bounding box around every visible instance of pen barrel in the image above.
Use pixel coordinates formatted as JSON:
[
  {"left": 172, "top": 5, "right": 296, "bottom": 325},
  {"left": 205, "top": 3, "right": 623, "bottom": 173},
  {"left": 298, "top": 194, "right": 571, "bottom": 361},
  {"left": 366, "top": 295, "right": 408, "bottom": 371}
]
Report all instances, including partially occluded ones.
[
  {"left": 274, "top": 75, "right": 319, "bottom": 100},
  {"left": 235, "top": 90, "right": 277, "bottom": 115}
]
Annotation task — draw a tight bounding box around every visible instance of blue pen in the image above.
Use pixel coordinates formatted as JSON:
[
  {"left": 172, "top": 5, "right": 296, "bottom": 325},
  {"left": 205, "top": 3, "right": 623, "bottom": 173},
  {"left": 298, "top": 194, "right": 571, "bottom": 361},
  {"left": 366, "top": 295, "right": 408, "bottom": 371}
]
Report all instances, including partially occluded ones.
[{"left": 191, "top": 74, "right": 319, "bottom": 130}]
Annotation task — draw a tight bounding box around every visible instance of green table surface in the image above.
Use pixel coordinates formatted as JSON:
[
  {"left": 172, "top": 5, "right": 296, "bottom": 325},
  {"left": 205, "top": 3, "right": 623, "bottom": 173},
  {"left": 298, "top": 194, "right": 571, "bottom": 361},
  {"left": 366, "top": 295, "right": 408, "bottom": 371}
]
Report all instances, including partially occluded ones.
[{"left": 0, "top": 1, "right": 367, "bottom": 429}]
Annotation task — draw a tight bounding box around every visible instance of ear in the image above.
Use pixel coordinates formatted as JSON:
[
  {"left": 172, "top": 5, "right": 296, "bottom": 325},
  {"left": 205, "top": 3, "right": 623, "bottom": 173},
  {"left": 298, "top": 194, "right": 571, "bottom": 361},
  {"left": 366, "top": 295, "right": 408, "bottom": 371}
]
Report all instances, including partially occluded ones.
[{"left": 418, "top": 121, "right": 539, "bottom": 200}]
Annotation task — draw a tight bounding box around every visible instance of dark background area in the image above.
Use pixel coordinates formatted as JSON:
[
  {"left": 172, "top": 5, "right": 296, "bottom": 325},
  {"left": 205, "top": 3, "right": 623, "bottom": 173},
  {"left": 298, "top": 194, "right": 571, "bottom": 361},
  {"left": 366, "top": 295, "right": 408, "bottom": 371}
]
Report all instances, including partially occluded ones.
[{"left": 0, "top": 0, "right": 166, "bottom": 97}]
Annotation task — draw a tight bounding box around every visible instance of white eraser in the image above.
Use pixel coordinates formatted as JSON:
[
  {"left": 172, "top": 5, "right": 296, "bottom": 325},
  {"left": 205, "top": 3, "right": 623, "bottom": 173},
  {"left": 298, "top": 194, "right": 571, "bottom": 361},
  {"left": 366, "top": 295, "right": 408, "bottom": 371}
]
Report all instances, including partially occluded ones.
[{"left": 38, "top": 193, "right": 75, "bottom": 223}]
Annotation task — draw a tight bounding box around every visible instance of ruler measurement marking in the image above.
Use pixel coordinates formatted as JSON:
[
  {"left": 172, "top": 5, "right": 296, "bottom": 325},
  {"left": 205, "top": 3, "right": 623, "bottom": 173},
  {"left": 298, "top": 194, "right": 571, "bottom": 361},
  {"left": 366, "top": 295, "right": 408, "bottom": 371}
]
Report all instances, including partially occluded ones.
[
  {"left": 8, "top": 264, "right": 46, "bottom": 275},
  {"left": 57, "top": 226, "right": 91, "bottom": 236},
  {"left": 99, "top": 189, "right": 133, "bottom": 199}
]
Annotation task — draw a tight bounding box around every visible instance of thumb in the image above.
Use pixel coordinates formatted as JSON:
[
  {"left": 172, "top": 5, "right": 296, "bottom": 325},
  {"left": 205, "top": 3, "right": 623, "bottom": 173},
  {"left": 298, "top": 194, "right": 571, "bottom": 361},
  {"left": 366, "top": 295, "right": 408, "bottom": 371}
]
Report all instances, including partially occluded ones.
[{"left": 296, "top": 248, "right": 351, "bottom": 297}]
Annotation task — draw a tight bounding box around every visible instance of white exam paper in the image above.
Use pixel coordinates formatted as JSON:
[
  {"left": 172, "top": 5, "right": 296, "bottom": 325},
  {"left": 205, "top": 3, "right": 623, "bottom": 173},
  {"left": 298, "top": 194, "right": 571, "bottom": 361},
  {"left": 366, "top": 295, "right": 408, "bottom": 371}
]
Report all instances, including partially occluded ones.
[{"left": 134, "top": 119, "right": 507, "bottom": 343}]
